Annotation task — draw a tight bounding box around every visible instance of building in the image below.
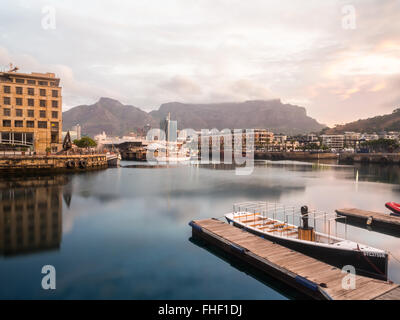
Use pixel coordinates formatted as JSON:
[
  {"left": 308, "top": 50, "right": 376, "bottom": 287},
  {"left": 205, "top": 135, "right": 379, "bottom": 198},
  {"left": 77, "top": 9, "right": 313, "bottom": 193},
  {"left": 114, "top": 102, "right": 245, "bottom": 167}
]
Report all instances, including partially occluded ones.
[
  {"left": 160, "top": 112, "right": 177, "bottom": 142},
  {"left": 321, "top": 134, "right": 344, "bottom": 150},
  {"left": 0, "top": 70, "right": 62, "bottom": 153},
  {"left": 72, "top": 124, "right": 81, "bottom": 140}
]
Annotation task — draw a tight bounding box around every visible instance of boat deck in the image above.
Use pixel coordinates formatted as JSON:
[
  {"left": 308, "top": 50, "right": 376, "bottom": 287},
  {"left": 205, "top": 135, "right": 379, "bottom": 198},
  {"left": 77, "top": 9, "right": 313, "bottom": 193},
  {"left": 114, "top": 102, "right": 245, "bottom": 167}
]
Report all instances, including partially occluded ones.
[{"left": 190, "top": 218, "right": 399, "bottom": 300}]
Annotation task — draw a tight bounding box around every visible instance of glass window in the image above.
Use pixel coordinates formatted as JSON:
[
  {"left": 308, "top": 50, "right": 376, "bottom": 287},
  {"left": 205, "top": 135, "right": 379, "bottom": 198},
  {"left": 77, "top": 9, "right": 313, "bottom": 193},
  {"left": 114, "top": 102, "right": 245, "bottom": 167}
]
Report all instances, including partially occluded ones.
[
  {"left": 52, "top": 90, "right": 58, "bottom": 97},
  {"left": 52, "top": 100, "right": 58, "bottom": 108},
  {"left": 27, "top": 79, "right": 36, "bottom": 85},
  {"left": 15, "top": 78, "right": 25, "bottom": 84},
  {"left": 52, "top": 111, "right": 58, "bottom": 118},
  {"left": 38, "top": 121, "right": 47, "bottom": 128},
  {"left": 16, "top": 98, "right": 23, "bottom": 106},
  {"left": 14, "top": 120, "right": 23, "bottom": 127},
  {"left": 16, "top": 109, "right": 23, "bottom": 117},
  {"left": 38, "top": 81, "right": 48, "bottom": 86},
  {"left": 28, "top": 88, "right": 35, "bottom": 95},
  {"left": 40, "top": 110, "right": 46, "bottom": 118},
  {"left": 28, "top": 109, "right": 34, "bottom": 117},
  {"left": 2, "top": 120, "right": 11, "bottom": 127},
  {"left": 3, "top": 86, "right": 11, "bottom": 93},
  {"left": 3, "top": 97, "right": 10, "bottom": 105},
  {"left": 16, "top": 87, "right": 23, "bottom": 94},
  {"left": 40, "top": 100, "right": 47, "bottom": 107},
  {"left": 3, "top": 108, "right": 10, "bottom": 116},
  {"left": 26, "top": 121, "right": 34, "bottom": 128},
  {"left": 28, "top": 99, "right": 34, "bottom": 106},
  {"left": 40, "top": 89, "right": 46, "bottom": 96}
]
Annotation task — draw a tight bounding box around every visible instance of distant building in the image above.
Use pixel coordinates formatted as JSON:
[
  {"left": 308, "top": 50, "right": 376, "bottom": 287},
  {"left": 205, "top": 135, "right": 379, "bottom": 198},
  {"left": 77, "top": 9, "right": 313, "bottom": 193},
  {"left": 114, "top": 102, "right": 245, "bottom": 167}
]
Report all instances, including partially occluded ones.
[
  {"left": 321, "top": 134, "right": 344, "bottom": 150},
  {"left": 160, "top": 112, "right": 177, "bottom": 142},
  {"left": 0, "top": 70, "right": 62, "bottom": 152},
  {"left": 72, "top": 124, "right": 81, "bottom": 140}
]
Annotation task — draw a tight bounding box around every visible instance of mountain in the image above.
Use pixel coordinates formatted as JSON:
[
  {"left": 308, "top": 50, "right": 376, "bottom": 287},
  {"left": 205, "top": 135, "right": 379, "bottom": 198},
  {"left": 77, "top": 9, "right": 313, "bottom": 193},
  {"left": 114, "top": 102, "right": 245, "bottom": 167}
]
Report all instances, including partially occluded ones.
[
  {"left": 150, "top": 100, "right": 324, "bottom": 134},
  {"left": 325, "top": 108, "right": 400, "bottom": 134},
  {"left": 62, "top": 97, "right": 156, "bottom": 136},
  {"left": 63, "top": 98, "right": 325, "bottom": 136}
]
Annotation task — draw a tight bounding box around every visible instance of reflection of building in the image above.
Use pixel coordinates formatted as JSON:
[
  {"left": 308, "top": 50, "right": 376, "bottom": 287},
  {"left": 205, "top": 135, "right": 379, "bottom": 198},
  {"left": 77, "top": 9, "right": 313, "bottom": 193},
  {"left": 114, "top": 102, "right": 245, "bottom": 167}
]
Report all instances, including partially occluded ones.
[
  {"left": 0, "top": 176, "right": 66, "bottom": 256},
  {"left": 0, "top": 70, "right": 62, "bottom": 153}
]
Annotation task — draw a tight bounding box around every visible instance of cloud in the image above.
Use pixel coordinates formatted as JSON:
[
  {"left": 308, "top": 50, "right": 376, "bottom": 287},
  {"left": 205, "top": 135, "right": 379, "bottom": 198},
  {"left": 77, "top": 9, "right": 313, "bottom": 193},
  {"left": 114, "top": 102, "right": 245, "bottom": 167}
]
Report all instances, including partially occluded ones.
[{"left": 0, "top": 0, "right": 399, "bottom": 126}]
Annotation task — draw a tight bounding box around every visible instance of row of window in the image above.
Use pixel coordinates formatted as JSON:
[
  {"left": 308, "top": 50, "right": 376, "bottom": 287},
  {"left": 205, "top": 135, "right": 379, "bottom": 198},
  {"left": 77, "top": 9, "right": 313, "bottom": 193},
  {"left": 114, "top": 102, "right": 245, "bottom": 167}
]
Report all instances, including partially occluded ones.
[
  {"left": 3, "top": 108, "right": 58, "bottom": 118},
  {"left": 2, "top": 97, "right": 59, "bottom": 107},
  {"left": 2, "top": 86, "right": 59, "bottom": 97},
  {"left": 2, "top": 120, "right": 59, "bottom": 129},
  {"left": 8, "top": 79, "right": 57, "bottom": 86}
]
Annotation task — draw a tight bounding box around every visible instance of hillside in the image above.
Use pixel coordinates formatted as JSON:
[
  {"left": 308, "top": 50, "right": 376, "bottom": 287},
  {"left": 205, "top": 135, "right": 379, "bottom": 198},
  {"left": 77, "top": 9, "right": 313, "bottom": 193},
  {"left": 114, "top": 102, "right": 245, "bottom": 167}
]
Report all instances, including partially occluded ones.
[
  {"left": 150, "top": 100, "right": 324, "bottom": 134},
  {"left": 326, "top": 109, "right": 400, "bottom": 134},
  {"left": 63, "top": 98, "right": 325, "bottom": 136},
  {"left": 62, "top": 97, "right": 156, "bottom": 136}
]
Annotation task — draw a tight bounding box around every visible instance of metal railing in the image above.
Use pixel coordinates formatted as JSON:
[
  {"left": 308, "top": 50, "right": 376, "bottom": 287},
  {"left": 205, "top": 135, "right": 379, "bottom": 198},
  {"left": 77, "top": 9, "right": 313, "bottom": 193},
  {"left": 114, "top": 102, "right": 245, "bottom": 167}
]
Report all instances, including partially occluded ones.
[{"left": 232, "top": 201, "right": 347, "bottom": 242}]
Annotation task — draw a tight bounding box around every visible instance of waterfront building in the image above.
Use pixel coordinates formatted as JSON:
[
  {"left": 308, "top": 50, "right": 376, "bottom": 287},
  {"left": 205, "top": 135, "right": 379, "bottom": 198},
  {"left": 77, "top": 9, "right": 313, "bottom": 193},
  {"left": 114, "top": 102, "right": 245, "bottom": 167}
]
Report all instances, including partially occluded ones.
[
  {"left": 321, "top": 134, "right": 344, "bottom": 150},
  {"left": 0, "top": 70, "right": 62, "bottom": 153}
]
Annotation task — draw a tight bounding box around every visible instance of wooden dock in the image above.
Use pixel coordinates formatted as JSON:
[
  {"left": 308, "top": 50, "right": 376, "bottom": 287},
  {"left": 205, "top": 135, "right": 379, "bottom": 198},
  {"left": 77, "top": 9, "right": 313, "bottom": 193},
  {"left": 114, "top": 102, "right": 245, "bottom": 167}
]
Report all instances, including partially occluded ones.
[
  {"left": 190, "top": 218, "right": 400, "bottom": 300},
  {"left": 336, "top": 208, "right": 400, "bottom": 233}
]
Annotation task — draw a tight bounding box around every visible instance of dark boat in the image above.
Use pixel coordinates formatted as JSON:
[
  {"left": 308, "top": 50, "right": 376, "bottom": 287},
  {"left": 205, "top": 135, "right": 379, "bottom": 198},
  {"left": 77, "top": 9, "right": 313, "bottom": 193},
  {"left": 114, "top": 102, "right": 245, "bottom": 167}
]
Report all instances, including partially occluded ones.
[{"left": 225, "top": 201, "right": 388, "bottom": 280}]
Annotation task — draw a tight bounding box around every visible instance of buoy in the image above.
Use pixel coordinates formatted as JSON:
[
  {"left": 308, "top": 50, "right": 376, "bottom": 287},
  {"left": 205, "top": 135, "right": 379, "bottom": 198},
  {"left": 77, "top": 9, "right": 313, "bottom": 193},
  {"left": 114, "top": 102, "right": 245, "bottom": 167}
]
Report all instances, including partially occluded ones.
[
  {"left": 66, "top": 160, "right": 76, "bottom": 169},
  {"left": 79, "top": 159, "right": 87, "bottom": 169}
]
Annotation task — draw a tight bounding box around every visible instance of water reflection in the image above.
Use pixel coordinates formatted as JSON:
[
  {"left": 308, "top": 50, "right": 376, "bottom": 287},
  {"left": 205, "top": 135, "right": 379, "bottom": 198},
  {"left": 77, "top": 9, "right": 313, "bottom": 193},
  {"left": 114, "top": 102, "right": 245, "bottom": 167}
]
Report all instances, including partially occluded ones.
[{"left": 0, "top": 175, "right": 68, "bottom": 256}]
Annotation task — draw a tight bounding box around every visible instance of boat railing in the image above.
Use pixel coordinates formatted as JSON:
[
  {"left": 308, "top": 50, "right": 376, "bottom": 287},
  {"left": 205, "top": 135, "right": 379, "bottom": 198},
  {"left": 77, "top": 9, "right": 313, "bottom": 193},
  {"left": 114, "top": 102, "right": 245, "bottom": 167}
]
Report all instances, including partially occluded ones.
[{"left": 232, "top": 201, "right": 347, "bottom": 241}]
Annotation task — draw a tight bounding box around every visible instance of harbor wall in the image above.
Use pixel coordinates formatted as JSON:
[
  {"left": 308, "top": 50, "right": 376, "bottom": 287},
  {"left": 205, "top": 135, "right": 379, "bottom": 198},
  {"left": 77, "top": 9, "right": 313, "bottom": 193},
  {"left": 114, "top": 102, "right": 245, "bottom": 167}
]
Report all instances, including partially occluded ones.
[
  {"left": 339, "top": 153, "right": 400, "bottom": 164},
  {"left": 0, "top": 154, "right": 107, "bottom": 172},
  {"left": 255, "top": 151, "right": 338, "bottom": 161}
]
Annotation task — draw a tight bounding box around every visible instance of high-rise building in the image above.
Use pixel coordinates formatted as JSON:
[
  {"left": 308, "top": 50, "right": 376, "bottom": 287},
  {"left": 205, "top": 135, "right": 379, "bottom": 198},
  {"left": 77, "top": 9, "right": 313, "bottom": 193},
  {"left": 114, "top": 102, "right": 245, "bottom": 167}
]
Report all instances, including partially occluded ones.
[
  {"left": 160, "top": 112, "right": 177, "bottom": 142},
  {"left": 0, "top": 70, "right": 62, "bottom": 153}
]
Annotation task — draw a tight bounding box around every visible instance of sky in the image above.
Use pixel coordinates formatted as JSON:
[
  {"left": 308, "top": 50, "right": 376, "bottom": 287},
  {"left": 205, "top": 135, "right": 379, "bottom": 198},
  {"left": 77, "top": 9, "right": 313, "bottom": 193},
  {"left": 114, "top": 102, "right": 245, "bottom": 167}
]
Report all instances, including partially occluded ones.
[{"left": 0, "top": 0, "right": 399, "bottom": 127}]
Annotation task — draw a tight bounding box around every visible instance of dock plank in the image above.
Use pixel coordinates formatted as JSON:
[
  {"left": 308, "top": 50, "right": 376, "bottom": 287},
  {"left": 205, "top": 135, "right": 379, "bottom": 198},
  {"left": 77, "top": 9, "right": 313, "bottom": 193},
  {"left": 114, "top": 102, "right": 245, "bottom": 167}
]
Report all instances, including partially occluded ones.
[{"left": 191, "top": 218, "right": 398, "bottom": 300}]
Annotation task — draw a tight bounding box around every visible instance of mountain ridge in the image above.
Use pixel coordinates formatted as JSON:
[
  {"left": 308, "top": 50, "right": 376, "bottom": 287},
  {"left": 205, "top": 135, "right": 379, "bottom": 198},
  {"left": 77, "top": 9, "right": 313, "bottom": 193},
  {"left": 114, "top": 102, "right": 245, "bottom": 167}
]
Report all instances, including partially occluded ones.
[{"left": 63, "top": 97, "right": 325, "bottom": 136}]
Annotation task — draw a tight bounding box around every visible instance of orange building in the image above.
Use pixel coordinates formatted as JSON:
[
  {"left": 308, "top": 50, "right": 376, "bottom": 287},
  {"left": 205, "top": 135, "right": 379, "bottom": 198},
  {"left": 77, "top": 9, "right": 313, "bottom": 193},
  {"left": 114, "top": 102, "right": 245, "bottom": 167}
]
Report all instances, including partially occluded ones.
[{"left": 0, "top": 70, "right": 62, "bottom": 153}]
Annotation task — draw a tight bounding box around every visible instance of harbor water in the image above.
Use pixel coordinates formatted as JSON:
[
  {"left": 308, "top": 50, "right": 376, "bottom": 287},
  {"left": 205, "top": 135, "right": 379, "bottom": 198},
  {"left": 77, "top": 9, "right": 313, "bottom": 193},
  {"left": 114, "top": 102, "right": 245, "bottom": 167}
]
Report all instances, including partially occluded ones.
[{"left": 1, "top": 160, "right": 400, "bottom": 299}]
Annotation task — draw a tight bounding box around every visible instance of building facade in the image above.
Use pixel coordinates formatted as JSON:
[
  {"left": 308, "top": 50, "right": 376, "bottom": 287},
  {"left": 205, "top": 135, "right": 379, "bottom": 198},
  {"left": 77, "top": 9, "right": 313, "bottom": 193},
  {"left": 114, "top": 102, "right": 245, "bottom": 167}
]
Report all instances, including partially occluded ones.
[{"left": 0, "top": 71, "right": 62, "bottom": 153}]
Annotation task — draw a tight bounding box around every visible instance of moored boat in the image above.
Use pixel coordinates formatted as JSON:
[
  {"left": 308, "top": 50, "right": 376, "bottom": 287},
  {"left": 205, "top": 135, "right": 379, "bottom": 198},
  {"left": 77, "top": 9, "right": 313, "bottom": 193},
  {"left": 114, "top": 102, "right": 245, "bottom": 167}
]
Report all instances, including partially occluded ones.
[{"left": 225, "top": 201, "right": 388, "bottom": 280}]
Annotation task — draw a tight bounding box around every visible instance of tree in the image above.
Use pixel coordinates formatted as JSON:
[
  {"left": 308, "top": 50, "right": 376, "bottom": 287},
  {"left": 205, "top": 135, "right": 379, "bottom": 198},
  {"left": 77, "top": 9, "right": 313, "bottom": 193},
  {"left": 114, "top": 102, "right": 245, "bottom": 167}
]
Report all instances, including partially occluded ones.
[
  {"left": 360, "top": 138, "right": 399, "bottom": 153},
  {"left": 73, "top": 136, "right": 97, "bottom": 148}
]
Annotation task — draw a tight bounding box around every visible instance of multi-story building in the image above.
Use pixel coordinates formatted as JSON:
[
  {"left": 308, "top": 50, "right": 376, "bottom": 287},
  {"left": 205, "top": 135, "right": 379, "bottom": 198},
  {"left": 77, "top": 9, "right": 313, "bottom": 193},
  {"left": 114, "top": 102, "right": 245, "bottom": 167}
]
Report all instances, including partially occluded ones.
[
  {"left": 321, "top": 134, "right": 344, "bottom": 150},
  {"left": 0, "top": 70, "right": 62, "bottom": 153}
]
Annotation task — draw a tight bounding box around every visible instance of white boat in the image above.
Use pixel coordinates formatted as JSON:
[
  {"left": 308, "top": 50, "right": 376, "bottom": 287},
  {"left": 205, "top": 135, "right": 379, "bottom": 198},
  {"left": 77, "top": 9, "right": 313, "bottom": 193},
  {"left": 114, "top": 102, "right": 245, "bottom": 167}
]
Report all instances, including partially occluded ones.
[{"left": 225, "top": 201, "right": 388, "bottom": 280}]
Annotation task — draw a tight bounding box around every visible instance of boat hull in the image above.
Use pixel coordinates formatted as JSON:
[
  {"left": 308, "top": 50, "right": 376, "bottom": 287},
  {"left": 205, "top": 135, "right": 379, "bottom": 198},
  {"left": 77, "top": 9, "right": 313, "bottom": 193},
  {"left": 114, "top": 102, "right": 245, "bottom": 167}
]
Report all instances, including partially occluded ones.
[{"left": 227, "top": 218, "right": 388, "bottom": 281}]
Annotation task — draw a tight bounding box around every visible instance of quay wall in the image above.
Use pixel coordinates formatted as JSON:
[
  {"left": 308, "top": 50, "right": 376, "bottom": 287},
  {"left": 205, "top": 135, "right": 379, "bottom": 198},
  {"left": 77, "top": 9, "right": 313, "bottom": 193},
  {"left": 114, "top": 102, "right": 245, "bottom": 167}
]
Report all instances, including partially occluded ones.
[
  {"left": 339, "top": 153, "right": 400, "bottom": 164},
  {"left": 0, "top": 154, "right": 108, "bottom": 172},
  {"left": 255, "top": 151, "right": 338, "bottom": 161}
]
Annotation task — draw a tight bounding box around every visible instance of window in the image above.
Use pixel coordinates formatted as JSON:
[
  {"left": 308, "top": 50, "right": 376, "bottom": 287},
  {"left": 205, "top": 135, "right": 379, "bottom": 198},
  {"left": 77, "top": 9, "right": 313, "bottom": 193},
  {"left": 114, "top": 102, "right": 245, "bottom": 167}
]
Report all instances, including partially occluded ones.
[
  {"left": 3, "top": 108, "right": 10, "bottom": 116},
  {"left": 28, "top": 109, "right": 34, "bottom": 117},
  {"left": 38, "top": 81, "right": 48, "bottom": 86},
  {"left": 27, "top": 79, "right": 36, "bottom": 85},
  {"left": 52, "top": 111, "right": 58, "bottom": 118},
  {"left": 16, "top": 109, "right": 23, "bottom": 117},
  {"left": 2, "top": 120, "right": 11, "bottom": 127},
  {"left": 16, "top": 87, "right": 23, "bottom": 94},
  {"left": 16, "top": 78, "right": 25, "bottom": 84},
  {"left": 28, "top": 99, "right": 34, "bottom": 106},
  {"left": 39, "top": 110, "right": 46, "bottom": 118},
  {"left": 52, "top": 90, "right": 58, "bottom": 97},
  {"left": 14, "top": 120, "right": 23, "bottom": 127},
  {"left": 51, "top": 122, "right": 59, "bottom": 129},
  {"left": 40, "top": 100, "right": 46, "bottom": 107},
  {"left": 27, "top": 121, "right": 34, "bottom": 128},
  {"left": 3, "top": 97, "right": 10, "bottom": 105},
  {"left": 3, "top": 86, "right": 10, "bottom": 93},
  {"left": 16, "top": 98, "right": 22, "bottom": 106},
  {"left": 28, "top": 88, "right": 35, "bottom": 95},
  {"left": 40, "top": 89, "right": 46, "bottom": 96},
  {"left": 52, "top": 100, "right": 58, "bottom": 108},
  {"left": 38, "top": 121, "right": 47, "bottom": 128}
]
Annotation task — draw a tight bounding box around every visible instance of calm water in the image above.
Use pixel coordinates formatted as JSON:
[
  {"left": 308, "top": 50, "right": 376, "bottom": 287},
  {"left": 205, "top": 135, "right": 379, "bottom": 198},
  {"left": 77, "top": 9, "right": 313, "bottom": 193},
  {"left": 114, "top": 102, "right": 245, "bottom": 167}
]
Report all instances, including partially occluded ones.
[{"left": 1, "top": 160, "right": 400, "bottom": 299}]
